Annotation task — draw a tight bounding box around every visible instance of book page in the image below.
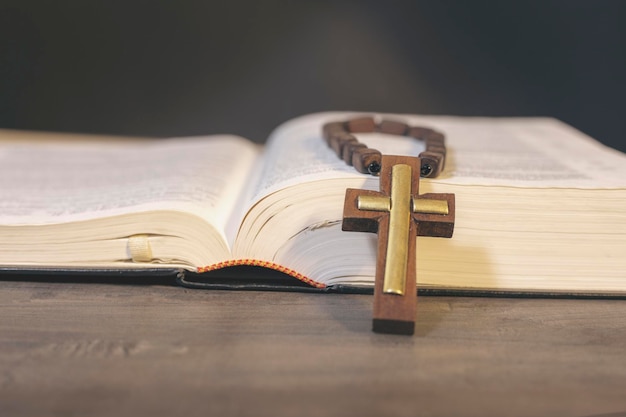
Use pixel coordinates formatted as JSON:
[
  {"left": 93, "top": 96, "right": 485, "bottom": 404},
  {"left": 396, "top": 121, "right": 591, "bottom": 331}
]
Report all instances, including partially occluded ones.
[
  {"left": 433, "top": 117, "right": 626, "bottom": 188},
  {"left": 235, "top": 112, "right": 626, "bottom": 293},
  {"left": 247, "top": 112, "right": 626, "bottom": 206},
  {"left": 0, "top": 133, "right": 259, "bottom": 239},
  {"left": 246, "top": 112, "right": 425, "bottom": 205}
]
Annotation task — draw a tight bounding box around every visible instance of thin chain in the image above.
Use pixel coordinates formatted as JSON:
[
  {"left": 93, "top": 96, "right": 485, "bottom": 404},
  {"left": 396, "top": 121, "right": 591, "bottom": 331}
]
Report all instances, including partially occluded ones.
[{"left": 322, "top": 116, "right": 446, "bottom": 178}]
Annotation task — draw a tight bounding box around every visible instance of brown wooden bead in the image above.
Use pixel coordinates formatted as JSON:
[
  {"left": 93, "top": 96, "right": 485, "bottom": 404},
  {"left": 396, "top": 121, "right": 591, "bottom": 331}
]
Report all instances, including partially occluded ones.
[
  {"left": 408, "top": 126, "right": 435, "bottom": 141},
  {"left": 418, "top": 151, "right": 444, "bottom": 178},
  {"left": 352, "top": 148, "right": 382, "bottom": 174},
  {"left": 323, "top": 117, "right": 448, "bottom": 178},
  {"left": 426, "top": 130, "right": 446, "bottom": 147},
  {"left": 336, "top": 139, "right": 358, "bottom": 158},
  {"left": 322, "top": 122, "right": 347, "bottom": 144},
  {"left": 342, "top": 142, "right": 368, "bottom": 165},
  {"left": 326, "top": 131, "right": 345, "bottom": 150},
  {"left": 425, "top": 130, "right": 445, "bottom": 144},
  {"left": 410, "top": 127, "right": 445, "bottom": 146},
  {"left": 330, "top": 133, "right": 357, "bottom": 156},
  {"left": 426, "top": 144, "right": 446, "bottom": 156},
  {"left": 378, "top": 120, "right": 409, "bottom": 135},
  {"left": 346, "top": 117, "right": 376, "bottom": 133}
]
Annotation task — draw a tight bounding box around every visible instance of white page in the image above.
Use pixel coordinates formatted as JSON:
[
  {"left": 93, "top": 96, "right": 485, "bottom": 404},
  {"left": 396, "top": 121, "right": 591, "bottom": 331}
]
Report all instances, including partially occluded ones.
[
  {"left": 247, "top": 112, "right": 626, "bottom": 207},
  {"left": 0, "top": 134, "right": 259, "bottom": 238},
  {"left": 247, "top": 112, "right": 423, "bottom": 205}
]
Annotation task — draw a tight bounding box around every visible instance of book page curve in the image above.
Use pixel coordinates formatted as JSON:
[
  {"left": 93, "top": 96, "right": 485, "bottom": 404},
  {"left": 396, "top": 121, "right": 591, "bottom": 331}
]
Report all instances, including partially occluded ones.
[{"left": 197, "top": 260, "right": 325, "bottom": 289}]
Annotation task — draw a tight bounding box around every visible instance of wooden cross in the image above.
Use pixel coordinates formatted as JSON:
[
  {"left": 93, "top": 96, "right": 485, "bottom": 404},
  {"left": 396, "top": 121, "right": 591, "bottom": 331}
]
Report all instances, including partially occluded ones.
[{"left": 342, "top": 155, "right": 455, "bottom": 335}]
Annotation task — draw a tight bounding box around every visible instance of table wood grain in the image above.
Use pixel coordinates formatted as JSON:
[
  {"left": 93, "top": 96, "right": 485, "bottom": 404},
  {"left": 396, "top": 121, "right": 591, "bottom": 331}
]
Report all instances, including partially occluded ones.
[{"left": 1, "top": 280, "right": 625, "bottom": 417}]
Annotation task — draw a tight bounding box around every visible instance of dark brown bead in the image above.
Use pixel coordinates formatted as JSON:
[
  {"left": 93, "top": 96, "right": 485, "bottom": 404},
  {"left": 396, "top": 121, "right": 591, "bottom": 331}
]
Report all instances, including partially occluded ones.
[
  {"left": 346, "top": 117, "right": 376, "bottom": 133},
  {"left": 324, "top": 119, "right": 448, "bottom": 178},
  {"left": 426, "top": 144, "right": 446, "bottom": 156},
  {"left": 352, "top": 148, "right": 382, "bottom": 175},
  {"left": 322, "top": 122, "right": 347, "bottom": 144},
  {"left": 342, "top": 142, "right": 368, "bottom": 164},
  {"left": 330, "top": 133, "right": 357, "bottom": 156},
  {"left": 378, "top": 120, "right": 409, "bottom": 135},
  {"left": 418, "top": 151, "right": 444, "bottom": 177},
  {"left": 425, "top": 130, "right": 445, "bottom": 144},
  {"left": 408, "top": 126, "right": 435, "bottom": 141}
]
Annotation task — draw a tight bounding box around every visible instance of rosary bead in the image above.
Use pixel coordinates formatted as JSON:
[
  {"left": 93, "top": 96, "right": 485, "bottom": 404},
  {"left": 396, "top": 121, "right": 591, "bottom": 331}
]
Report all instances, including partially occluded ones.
[
  {"left": 378, "top": 120, "right": 409, "bottom": 136},
  {"left": 425, "top": 131, "right": 445, "bottom": 144},
  {"left": 330, "top": 132, "right": 357, "bottom": 156},
  {"left": 368, "top": 162, "right": 381, "bottom": 175},
  {"left": 409, "top": 127, "right": 445, "bottom": 146},
  {"left": 342, "top": 142, "right": 368, "bottom": 164},
  {"left": 346, "top": 117, "right": 376, "bottom": 133},
  {"left": 418, "top": 151, "right": 444, "bottom": 177},
  {"left": 352, "top": 148, "right": 382, "bottom": 175},
  {"left": 408, "top": 126, "right": 435, "bottom": 141},
  {"left": 426, "top": 144, "right": 446, "bottom": 156},
  {"left": 322, "top": 117, "right": 447, "bottom": 178},
  {"left": 420, "top": 163, "right": 433, "bottom": 177},
  {"left": 322, "top": 122, "right": 346, "bottom": 145}
]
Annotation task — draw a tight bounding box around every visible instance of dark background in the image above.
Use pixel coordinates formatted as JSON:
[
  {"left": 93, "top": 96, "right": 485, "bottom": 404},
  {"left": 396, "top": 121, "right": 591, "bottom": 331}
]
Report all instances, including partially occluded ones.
[{"left": 1, "top": 0, "right": 625, "bottom": 151}]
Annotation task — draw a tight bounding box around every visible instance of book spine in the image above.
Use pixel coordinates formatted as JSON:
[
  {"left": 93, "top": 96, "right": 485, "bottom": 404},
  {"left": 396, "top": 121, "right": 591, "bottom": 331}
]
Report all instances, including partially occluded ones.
[{"left": 197, "top": 259, "right": 325, "bottom": 288}]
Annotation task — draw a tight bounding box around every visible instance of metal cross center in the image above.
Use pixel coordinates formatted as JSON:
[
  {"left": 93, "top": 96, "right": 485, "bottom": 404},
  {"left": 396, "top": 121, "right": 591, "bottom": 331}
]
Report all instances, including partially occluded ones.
[
  {"left": 357, "top": 163, "right": 449, "bottom": 295},
  {"left": 342, "top": 155, "right": 455, "bottom": 335}
]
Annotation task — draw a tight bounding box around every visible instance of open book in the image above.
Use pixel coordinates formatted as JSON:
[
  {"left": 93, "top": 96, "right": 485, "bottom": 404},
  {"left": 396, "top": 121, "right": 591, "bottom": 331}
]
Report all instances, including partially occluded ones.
[{"left": 1, "top": 112, "right": 625, "bottom": 295}]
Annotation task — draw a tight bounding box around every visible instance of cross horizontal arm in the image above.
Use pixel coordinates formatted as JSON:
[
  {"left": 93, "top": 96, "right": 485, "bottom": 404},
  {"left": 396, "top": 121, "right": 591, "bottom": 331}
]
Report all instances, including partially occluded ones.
[
  {"left": 342, "top": 189, "right": 386, "bottom": 234},
  {"left": 412, "top": 193, "right": 455, "bottom": 238},
  {"left": 358, "top": 195, "right": 390, "bottom": 212},
  {"left": 412, "top": 198, "right": 449, "bottom": 215}
]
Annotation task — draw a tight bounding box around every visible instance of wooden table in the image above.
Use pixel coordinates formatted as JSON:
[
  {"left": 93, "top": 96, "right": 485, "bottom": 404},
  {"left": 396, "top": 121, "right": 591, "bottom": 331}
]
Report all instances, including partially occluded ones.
[{"left": 1, "top": 279, "right": 625, "bottom": 417}]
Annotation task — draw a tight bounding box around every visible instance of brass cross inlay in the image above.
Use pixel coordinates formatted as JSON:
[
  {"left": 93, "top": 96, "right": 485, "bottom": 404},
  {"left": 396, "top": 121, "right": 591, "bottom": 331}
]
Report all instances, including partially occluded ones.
[{"left": 357, "top": 164, "right": 450, "bottom": 295}]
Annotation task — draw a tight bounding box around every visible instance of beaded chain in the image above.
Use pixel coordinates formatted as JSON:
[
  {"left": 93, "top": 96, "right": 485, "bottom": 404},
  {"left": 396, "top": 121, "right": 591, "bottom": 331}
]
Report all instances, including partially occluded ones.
[{"left": 322, "top": 116, "right": 447, "bottom": 178}]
